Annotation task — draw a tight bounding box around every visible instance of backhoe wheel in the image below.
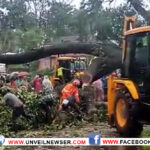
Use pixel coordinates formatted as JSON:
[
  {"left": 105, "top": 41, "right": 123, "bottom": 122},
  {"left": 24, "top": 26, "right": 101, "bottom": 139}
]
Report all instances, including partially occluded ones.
[{"left": 114, "top": 90, "right": 143, "bottom": 137}]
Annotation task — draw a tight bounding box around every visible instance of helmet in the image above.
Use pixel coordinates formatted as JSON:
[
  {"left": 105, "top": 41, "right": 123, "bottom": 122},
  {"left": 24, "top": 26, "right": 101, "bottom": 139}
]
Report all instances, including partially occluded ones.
[{"left": 73, "top": 79, "right": 81, "bottom": 86}]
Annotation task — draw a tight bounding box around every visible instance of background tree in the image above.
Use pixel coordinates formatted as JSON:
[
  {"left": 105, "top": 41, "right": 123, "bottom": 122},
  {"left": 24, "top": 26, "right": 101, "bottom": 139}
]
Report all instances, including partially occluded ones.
[{"left": 0, "top": 0, "right": 149, "bottom": 82}]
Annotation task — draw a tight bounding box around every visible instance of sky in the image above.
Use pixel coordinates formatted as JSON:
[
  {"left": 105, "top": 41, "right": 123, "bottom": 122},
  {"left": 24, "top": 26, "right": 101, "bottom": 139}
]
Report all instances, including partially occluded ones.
[
  {"left": 71, "top": 0, "right": 126, "bottom": 9},
  {"left": 72, "top": 0, "right": 150, "bottom": 9},
  {"left": 72, "top": 0, "right": 81, "bottom": 9}
]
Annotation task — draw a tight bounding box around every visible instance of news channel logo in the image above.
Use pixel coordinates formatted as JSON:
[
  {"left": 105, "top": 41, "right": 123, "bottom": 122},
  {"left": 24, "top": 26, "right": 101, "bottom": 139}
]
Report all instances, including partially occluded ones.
[
  {"left": 0, "top": 135, "right": 5, "bottom": 146},
  {"left": 89, "top": 134, "right": 100, "bottom": 145}
]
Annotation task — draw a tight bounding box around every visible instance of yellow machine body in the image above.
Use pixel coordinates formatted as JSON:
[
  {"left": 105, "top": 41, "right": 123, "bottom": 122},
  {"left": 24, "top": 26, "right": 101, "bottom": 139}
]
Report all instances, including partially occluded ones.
[{"left": 107, "top": 76, "right": 139, "bottom": 121}]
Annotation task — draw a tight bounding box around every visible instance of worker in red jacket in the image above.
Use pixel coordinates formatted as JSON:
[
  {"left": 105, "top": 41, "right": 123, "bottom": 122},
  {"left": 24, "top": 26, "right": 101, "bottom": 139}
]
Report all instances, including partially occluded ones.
[{"left": 59, "top": 79, "right": 81, "bottom": 113}]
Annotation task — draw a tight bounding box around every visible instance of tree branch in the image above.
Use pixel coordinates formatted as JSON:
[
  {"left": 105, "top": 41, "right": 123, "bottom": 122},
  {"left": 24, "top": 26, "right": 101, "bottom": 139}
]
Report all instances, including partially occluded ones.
[{"left": 128, "top": 0, "right": 150, "bottom": 24}]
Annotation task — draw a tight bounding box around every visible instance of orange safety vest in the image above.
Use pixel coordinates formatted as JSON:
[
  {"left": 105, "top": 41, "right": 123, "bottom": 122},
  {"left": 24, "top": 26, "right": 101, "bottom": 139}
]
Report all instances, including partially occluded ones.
[{"left": 60, "top": 83, "right": 80, "bottom": 104}]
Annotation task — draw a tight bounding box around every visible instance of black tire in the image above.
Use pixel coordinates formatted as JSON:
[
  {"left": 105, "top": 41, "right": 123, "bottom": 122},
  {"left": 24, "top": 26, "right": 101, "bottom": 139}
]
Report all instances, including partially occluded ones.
[{"left": 114, "top": 90, "right": 143, "bottom": 137}]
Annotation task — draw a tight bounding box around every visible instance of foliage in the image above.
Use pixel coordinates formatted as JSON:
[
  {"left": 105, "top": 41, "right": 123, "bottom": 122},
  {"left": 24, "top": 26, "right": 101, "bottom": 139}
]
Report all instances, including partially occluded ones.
[
  {"left": 97, "top": 104, "right": 108, "bottom": 121},
  {"left": 0, "top": 103, "right": 13, "bottom": 137},
  {"left": 76, "top": 10, "right": 91, "bottom": 42},
  {"left": 141, "top": 131, "right": 150, "bottom": 138},
  {"left": 15, "top": 88, "right": 39, "bottom": 110},
  {"left": 0, "top": 85, "right": 106, "bottom": 137},
  {"left": 141, "top": 131, "right": 150, "bottom": 150},
  {"left": 37, "top": 69, "right": 55, "bottom": 77},
  {"left": 7, "top": 64, "right": 29, "bottom": 72},
  {"left": 14, "top": 28, "right": 46, "bottom": 52},
  {"left": 0, "top": 0, "right": 148, "bottom": 53},
  {"left": 29, "top": 61, "right": 53, "bottom": 79},
  {"left": 29, "top": 61, "right": 39, "bottom": 74},
  {"left": 0, "top": 89, "right": 40, "bottom": 137}
]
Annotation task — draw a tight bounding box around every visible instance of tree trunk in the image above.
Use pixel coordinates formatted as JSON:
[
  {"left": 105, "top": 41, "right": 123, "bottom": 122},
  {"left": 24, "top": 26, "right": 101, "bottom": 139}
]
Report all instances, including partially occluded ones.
[
  {"left": 82, "top": 56, "right": 122, "bottom": 83},
  {"left": 0, "top": 42, "right": 122, "bottom": 82},
  {"left": 0, "top": 42, "right": 120, "bottom": 64},
  {"left": 82, "top": 42, "right": 122, "bottom": 83}
]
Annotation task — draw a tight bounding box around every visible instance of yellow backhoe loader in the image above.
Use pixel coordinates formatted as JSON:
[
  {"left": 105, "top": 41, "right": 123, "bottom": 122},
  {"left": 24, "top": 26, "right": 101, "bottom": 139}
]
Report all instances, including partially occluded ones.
[{"left": 108, "top": 16, "right": 150, "bottom": 137}]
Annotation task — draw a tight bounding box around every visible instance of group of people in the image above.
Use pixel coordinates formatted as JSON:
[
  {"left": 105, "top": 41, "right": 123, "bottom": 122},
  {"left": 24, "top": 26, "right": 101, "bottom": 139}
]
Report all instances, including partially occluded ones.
[
  {"left": 0, "top": 77, "right": 83, "bottom": 124},
  {"left": 32, "top": 75, "right": 54, "bottom": 94},
  {"left": 7, "top": 74, "right": 54, "bottom": 95},
  {"left": 11, "top": 76, "right": 29, "bottom": 90},
  {"left": 0, "top": 68, "right": 107, "bottom": 127},
  {"left": 0, "top": 73, "right": 55, "bottom": 125}
]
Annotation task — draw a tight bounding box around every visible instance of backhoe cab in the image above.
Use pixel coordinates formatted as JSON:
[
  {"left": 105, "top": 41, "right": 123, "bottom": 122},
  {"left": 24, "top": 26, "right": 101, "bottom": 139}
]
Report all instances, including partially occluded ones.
[
  {"left": 51, "top": 57, "right": 87, "bottom": 86},
  {"left": 108, "top": 16, "right": 150, "bottom": 137}
]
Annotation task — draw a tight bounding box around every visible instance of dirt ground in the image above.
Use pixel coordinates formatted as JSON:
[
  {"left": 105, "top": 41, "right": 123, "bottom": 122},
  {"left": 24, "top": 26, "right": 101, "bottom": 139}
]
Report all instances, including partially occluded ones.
[
  {"left": 16, "top": 121, "right": 117, "bottom": 138},
  {"left": 3, "top": 121, "right": 149, "bottom": 150}
]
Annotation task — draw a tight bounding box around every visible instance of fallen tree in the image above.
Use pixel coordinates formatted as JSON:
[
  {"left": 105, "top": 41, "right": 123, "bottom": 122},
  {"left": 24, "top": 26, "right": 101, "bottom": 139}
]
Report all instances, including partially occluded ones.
[
  {"left": 0, "top": 42, "right": 122, "bottom": 82},
  {"left": 82, "top": 42, "right": 122, "bottom": 83},
  {"left": 82, "top": 56, "right": 122, "bottom": 83}
]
